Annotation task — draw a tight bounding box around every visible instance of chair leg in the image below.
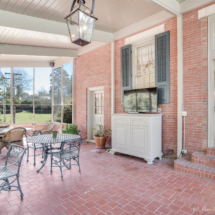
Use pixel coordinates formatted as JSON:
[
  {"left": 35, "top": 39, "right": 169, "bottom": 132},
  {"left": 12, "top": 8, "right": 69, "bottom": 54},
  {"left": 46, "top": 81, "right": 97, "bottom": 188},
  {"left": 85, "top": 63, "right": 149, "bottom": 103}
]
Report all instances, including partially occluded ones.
[
  {"left": 51, "top": 154, "right": 53, "bottom": 173},
  {"left": 17, "top": 176, "right": 24, "bottom": 198},
  {"left": 27, "top": 146, "right": 29, "bottom": 162},
  {"left": 33, "top": 148, "right": 36, "bottom": 165},
  {"left": 78, "top": 156, "right": 81, "bottom": 173},
  {"left": 5, "top": 178, "right": 10, "bottom": 189},
  {"left": 60, "top": 159, "right": 63, "bottom": 178},
  {"left": 42, "top": 148, "right": 44, "bottom": 159},
  {"left": 69, "top": 158, "right": 71, "bottom": 169}
]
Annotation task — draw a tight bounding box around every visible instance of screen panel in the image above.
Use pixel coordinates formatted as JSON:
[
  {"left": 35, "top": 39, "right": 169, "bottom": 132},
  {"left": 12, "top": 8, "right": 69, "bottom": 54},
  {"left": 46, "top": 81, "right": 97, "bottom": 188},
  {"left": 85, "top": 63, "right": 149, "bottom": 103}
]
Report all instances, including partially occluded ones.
[{"left": 123, "top": 91, "right": 137, "bottom": 112}]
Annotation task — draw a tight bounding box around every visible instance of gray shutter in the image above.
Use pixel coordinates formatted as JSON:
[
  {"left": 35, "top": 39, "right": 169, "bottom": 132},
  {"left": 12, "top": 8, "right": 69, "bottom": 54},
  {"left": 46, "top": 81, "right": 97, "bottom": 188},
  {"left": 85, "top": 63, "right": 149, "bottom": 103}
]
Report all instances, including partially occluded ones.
[
  {"left": 121, "top": 44, "right": 132, "bottom": 104},
  {"left": 155, "top": 31, "right": 170, "bottom": 104}
]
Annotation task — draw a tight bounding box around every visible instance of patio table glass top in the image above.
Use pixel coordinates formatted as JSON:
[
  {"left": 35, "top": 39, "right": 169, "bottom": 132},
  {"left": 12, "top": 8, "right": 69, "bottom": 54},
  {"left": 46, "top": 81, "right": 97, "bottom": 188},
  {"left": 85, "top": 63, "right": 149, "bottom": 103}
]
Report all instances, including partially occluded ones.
[{"left": 26, "top": 134, "right": 80, "bottom": 144}]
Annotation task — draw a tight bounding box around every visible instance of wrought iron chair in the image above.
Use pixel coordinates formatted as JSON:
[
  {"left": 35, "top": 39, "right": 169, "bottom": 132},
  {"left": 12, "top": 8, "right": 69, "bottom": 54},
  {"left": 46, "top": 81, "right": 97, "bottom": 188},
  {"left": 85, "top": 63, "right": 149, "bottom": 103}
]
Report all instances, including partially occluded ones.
[
  {"left": 34, "top": 123, "right": 55, "bottom": 135},
  {"left": 0, "top": 144, "right": 26, "bottom": 197},
  {"left": 0, "top": 127, "right": 26, "bottom": 154},
  {"left": 25, "top": 130, "right": 43, "bottom": 165},
  {"left": 50, "top": 138, "right": 83, "bottom": 178}
]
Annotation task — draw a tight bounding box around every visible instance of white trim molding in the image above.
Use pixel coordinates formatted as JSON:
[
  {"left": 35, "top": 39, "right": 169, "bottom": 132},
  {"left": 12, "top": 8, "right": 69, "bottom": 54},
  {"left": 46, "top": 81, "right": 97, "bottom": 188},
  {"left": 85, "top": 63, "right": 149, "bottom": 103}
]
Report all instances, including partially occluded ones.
[
  {"left": 147, "top": 0, "right": 181, "bottom": 16},
  {"left": 77, "top": 41, "right": 108, "bottom": 56},
  {"left": 111, "top": 42, "right": 115, "bottom": 114},
  {"left": 198, "top": 4, "right": 215, "bottom": 20},
  {"left": 177, "top": 16, "right": 184, "bottom": 157},
  {"left": 125, "top": 24, "right": 164, "bottom": 45},
  {"left": 0, "top": 61, "right": 50, "bottom": 68},
  {"left": 113, "top": 11, "right": 173, "bottom": 41},
  {"left": 181, "top": 0, "right": 214, "bottom": 15},
  {"left": 0, "top": 44, "right": 77, "bottom": 58},
  {"left": 208, "top": 14, "right": 215, "bottom": 148}
]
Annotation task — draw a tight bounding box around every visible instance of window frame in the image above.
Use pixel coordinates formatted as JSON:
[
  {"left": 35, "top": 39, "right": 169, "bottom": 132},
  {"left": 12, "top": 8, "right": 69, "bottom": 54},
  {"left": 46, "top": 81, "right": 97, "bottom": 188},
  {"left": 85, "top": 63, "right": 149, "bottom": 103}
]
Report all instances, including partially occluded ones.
[
  {"left": 132, "top": 37, "right": 155, "bottom": 89},
  {"left": 0, "top": 60, "right": 74, "bottom": 126}
]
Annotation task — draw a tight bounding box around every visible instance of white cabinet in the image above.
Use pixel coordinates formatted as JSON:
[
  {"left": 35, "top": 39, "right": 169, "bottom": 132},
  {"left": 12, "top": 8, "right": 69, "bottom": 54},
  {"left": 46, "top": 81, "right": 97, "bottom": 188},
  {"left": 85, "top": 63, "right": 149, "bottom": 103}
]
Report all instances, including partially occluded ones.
[{"left": 111, "top": 114, "right": 163, "bottom": 164}]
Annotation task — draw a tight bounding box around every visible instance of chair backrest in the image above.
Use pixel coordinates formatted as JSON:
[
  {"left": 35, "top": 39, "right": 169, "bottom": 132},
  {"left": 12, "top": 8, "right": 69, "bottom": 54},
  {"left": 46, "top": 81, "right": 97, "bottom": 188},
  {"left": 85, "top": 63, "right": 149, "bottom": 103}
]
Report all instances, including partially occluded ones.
[
  {"left": 3, "top": 127, "right": 26, "bottom": 143},
  {"left": 41, "top": 123, "right": 55, "bottom": 132},
  {"left": 5, "top": 144, "right": 26, "bottom": 171},
  {"left": 0, "top": 123, "right": 10, "bottom": 128},
  {"left": 61, "top": 138, "right": 83, "bottom": 154}
]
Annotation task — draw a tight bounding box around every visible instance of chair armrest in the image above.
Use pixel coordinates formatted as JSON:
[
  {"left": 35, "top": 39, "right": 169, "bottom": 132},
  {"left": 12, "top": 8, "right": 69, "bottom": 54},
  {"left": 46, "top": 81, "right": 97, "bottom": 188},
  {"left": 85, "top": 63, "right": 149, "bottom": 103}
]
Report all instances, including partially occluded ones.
[
  {"left": 42, "top": 130, "right": 52, "bottom": 134},
  {"left": 33, "top": 129, "right": 41, "bottom": 132}
]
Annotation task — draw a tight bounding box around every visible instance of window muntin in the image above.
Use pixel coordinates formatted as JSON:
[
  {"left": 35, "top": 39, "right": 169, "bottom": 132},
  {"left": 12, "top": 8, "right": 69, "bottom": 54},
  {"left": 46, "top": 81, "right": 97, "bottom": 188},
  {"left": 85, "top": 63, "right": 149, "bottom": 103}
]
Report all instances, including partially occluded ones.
[
  {"left": 95, "top": 93, "right": 104, "bottom": 114},
  {"left": 133, "top": 41, "right": 155, "bottom": 89}
]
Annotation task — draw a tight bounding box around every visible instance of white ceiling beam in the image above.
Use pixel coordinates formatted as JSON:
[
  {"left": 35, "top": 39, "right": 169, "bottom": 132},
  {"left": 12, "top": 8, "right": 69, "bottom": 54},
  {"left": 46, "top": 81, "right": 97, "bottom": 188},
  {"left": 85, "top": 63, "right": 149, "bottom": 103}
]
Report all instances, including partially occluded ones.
[
  {"left": 0, "top": 61, "right": 51, "bottom": 68},
  {"left": 180, "top": 0, "right": 214, "bottom": 15},
  {"left": 146, "top": 0, "right": 181, "bottom": 16},
  {"left": 77, "top": 41, "right": 108, "bottom": 56},
  {"left": 0, "top": 44, "right": 77, "bottom": 58},
  {"left": 113, "top": 11, "right": 174, "bottom": 41},
  {"left": 53, "top": 58, "right": 74, "bottom": 69},
  {"left": 0, "top": 10, "right": 113, "bottom": 43}
]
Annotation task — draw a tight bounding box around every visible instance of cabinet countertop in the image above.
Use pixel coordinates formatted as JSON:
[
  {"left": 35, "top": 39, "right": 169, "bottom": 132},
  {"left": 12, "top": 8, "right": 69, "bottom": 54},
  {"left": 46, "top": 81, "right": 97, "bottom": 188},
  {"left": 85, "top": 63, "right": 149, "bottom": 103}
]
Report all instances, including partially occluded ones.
[{"left": 112, "top": 113, "right": 163, "bottom": 117}]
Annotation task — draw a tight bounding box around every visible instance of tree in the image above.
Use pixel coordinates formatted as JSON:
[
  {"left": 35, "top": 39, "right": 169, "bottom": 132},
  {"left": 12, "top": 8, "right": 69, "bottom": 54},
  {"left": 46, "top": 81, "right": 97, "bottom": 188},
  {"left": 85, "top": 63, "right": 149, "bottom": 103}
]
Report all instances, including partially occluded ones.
[
  {"left": 13, "top": 68, "right": 33, "bottom": 104},
  {"left": 50, "top": 68, "right": 73, "bottom": 105}
]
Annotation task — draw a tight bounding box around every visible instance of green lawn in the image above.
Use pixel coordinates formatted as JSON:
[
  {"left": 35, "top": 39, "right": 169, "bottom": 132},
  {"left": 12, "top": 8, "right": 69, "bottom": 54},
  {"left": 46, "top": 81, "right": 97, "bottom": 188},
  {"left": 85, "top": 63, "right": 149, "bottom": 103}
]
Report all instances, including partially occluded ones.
[{"left": 0, "top": 111, "right": 52, "bottom": 124}]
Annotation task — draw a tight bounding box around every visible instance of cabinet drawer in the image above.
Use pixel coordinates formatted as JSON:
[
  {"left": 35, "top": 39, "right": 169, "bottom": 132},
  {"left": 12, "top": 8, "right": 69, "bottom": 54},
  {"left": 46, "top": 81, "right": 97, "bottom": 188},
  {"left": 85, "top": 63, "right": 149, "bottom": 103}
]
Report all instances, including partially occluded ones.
[
  {"left": 113, "top": 118, "right": 128, "bottom": 126},
  {"left": 130, "top": 118, "right": 148, "bottom": 127}
]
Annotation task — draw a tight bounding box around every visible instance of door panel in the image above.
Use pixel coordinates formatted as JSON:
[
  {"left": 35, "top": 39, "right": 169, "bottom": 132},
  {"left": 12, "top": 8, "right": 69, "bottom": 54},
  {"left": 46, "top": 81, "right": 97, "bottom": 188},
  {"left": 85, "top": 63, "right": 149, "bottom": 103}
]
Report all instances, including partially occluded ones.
[
  {"left": 130, "top": 126, "right": 148, "bottom": 155},
  {"left": 114, "top": 125, "right": 129, "bottom": 150},
  {"left": 93, "top": 91, "right": 104, "bottom": 136}
]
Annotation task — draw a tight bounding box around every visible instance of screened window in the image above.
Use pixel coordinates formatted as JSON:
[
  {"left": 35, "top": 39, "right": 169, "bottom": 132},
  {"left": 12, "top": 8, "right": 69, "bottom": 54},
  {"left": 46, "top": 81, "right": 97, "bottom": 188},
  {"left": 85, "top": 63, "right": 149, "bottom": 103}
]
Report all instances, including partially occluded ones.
[
  {"left": 0, "top": 61, "right": 73, "bottom": 125},
  {"left": 35, "top": 68, "right": 52, "bottom": 123},
  {"left": 133, "top": 41, "right": 155, "bottom": 89},
  {"left": 0, "top": 68, "right": 11, "bottom": 124}
]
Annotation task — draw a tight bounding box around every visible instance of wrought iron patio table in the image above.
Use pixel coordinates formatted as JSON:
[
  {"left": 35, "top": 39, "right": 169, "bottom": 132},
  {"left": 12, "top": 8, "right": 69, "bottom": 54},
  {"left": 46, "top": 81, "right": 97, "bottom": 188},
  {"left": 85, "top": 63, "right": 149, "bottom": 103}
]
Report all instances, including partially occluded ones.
[{"left": 26, "top": 134, "right": 80, "bottom": 172}]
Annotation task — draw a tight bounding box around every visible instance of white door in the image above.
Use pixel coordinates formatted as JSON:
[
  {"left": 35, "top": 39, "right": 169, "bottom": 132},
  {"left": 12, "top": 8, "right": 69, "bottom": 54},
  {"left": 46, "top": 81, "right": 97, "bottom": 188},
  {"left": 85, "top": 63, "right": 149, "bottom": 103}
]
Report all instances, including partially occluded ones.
[{"left": 93, "top": 91, "right": 104, "bottom": 136}]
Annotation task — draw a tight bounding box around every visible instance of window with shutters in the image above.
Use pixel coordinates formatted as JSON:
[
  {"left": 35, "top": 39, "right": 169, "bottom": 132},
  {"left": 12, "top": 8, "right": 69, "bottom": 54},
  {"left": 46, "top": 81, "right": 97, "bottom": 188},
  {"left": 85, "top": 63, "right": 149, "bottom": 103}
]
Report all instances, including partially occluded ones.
[{"left": 133, "top": 40, "right": 155, "bottom": 89}]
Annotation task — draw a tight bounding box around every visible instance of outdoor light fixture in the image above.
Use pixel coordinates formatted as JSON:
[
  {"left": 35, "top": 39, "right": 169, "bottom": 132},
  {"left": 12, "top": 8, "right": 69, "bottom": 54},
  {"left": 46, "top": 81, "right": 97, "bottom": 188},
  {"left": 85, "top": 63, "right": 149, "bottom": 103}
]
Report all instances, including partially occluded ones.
[{"left": 65, "top": 0, "right": 98, "bottom": 46}]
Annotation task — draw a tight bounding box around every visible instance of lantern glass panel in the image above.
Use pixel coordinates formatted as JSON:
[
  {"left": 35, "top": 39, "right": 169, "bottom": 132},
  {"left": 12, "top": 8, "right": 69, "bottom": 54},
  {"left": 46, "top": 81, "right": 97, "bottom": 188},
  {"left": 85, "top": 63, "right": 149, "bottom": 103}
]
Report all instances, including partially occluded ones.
[
  {"left": 68, "top": 10, "right": 79, "bottom": 42},
  {"left": 79, "top": 10, "right": 96, "bottom": 42}
]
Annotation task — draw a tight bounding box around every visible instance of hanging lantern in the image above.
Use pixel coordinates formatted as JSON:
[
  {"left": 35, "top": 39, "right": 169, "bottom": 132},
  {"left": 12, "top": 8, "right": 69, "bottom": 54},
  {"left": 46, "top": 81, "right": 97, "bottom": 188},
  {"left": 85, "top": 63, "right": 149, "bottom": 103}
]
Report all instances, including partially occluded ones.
[{"left": 65, "top": 0, "right": 98, "bottom": 46}]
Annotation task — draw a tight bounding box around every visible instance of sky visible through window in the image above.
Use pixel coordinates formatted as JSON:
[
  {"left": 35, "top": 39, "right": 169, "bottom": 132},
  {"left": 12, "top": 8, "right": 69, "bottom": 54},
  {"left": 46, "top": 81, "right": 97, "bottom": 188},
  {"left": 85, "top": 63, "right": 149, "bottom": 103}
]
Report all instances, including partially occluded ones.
[{"left": 0, "top": 66, "right": 73, "bottom": 95}]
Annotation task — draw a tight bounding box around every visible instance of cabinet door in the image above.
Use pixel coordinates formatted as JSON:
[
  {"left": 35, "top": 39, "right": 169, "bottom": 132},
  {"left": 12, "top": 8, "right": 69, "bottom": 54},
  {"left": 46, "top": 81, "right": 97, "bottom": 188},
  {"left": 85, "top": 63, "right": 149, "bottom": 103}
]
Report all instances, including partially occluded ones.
[
  {"left": 130, "top": 126, "right": 148, "bottom": 156},
  {"left": 113, "top": 125, "right": 129, "bottom": 150}
]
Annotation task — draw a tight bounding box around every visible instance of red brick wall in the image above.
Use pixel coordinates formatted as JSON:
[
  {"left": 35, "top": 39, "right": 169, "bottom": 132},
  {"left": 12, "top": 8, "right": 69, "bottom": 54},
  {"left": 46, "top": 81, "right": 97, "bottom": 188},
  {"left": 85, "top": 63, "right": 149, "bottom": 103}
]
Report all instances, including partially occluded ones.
[
  {"left": 75, "top": 44, "right": 112, "bottom": 139},
  {"left": 74, "top": 3, "right": 212, "bottom": 154},
  {"left": 183, "top": 5, "right": 211, "bottom": 152},
  {"left": 115, "top": 18, "right": 178, "bottom": 155}
]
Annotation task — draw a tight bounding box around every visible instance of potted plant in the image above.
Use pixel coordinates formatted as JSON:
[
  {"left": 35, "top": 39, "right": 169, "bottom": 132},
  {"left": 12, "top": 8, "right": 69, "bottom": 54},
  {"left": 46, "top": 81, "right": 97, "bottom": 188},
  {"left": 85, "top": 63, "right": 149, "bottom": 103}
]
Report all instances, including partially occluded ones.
[
  {"left": 91, "top": 124, "right": 112, "bottom": 149},
  {"left": 62, "top": 124, "right": 81, "bottom": 135}
]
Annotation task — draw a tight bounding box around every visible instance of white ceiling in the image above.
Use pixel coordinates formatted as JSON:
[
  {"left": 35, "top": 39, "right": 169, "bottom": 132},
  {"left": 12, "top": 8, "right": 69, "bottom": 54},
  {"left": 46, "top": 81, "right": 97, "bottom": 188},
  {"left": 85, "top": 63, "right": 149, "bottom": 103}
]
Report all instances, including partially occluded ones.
[
  {"left": 0, "top": 0, "right": 162, "bottom": 32},
  {"left": 0, "top": 26, "right": 80, "bottom": 49},
  {"left": 0, "top": 26, "right": 107, "bottom": 50}
]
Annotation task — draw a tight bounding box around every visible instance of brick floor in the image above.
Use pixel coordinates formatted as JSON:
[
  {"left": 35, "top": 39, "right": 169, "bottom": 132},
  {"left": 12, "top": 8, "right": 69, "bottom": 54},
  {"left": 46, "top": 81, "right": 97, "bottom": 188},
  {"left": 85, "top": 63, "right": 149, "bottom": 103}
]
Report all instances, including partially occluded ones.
[{"left": 1, "top": 142, "right": 215, "bottom": 215}]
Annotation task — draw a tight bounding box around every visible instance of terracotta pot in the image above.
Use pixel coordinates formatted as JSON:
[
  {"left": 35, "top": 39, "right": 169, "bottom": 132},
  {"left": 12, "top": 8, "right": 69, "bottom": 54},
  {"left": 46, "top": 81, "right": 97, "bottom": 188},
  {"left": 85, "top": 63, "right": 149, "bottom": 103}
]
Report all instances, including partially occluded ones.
[{"left": 94, "top": 136, "right": 107, "bottom": 149}]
